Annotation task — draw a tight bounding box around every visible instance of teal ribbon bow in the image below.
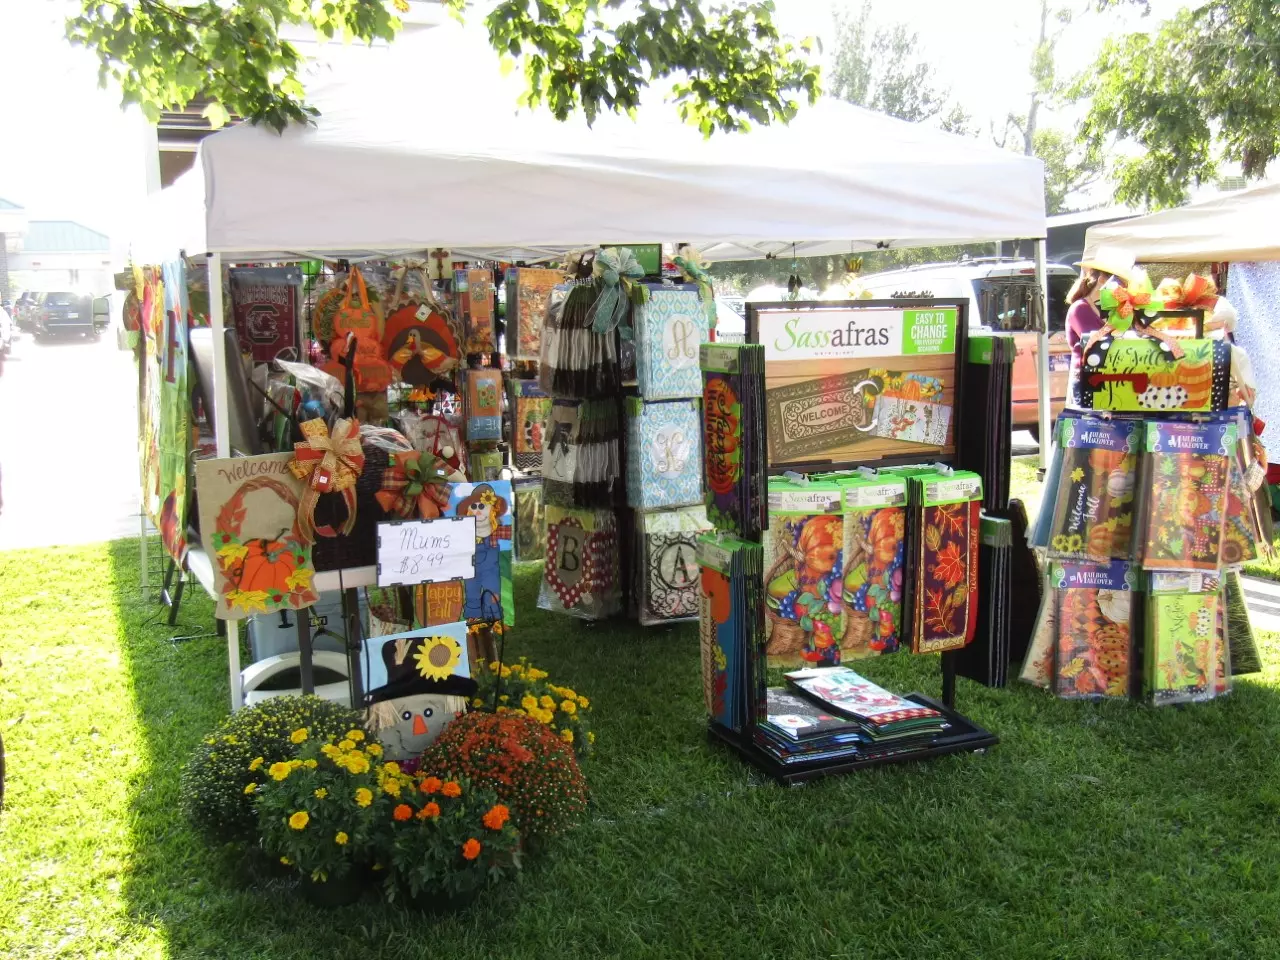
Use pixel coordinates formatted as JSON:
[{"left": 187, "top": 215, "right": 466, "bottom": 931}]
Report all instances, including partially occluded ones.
[
  {"left": 674, "top": 247, "right": 716, "bottom": 332},
  {"left": 588, "top": 246, "right": 646, "bottom": 341}
]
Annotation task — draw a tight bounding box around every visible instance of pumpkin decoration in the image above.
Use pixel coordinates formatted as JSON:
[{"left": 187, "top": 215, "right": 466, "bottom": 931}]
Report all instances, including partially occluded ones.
[
  {"left": 796, "top": 515, "right": 841, "bottom": 582},
  {"left": 234, "top": 537, "right": 300, "bottom": 594}
]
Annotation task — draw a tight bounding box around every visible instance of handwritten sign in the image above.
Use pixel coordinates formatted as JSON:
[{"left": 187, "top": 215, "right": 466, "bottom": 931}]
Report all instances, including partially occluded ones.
[{"left": 376, "top": 516, "right": 477, "bottom": 587}]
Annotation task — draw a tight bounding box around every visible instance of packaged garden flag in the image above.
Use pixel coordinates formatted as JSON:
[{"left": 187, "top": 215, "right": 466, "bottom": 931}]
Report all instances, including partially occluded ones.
[
  {"left": 701, "top": 342, "right": 766, "bottom": 540},
  {"left": 1051, "top": 561, "right": 1136, "bottom": 700},
  {"left": 634, "top": 506, "right": 711, "bottom": 625},
  {"left": 763, "top": 478, "right": 845, "bottom": 667},
  {"left": 626, "top": 398, "right": 704, "bottom": 511},
  {"left": 505, "top": 267, "right": 562, "bottom": 362},
  {"left": 1047, "top": 415, "right": 1140, "bottom": 562},
  {"left": 1142, "top": 419, "right": 1235, "bottom": 572},
  {"left": 465, "top": 368, "right": 503, "bottom": 442},
  {"left": 835, "top": 474, "right": 908, "bottom": 658},
  {"left": 698, "top": 533, "right": 764, "bottom": 733},
  {"left": 508, "top": 378, "right": 551, "bottom": 471},
  {"left": 1146, "top": 572, "right": 1229, "bottom": 705},
  {"left": 635, "top": 283, "right": 707, "bottom": 400},
  {"left": 538, "top": 505, "right": 621, "bottom": 620}
]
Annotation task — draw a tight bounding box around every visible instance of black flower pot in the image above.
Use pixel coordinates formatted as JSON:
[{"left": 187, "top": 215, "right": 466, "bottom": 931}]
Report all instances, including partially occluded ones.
[{"left": 299, "top": 868, "right": 368, "bottom": 907}]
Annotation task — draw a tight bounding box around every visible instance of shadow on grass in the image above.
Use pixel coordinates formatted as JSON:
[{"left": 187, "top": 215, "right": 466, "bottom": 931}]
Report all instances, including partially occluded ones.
[{"left": 107, "top": 538, "right": 1280, "bottom": 960}]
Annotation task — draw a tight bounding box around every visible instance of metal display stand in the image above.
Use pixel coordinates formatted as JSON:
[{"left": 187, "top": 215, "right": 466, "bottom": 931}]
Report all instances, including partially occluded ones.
[{"left": 710, "top": 298, "right": 998, "bottom": 782}]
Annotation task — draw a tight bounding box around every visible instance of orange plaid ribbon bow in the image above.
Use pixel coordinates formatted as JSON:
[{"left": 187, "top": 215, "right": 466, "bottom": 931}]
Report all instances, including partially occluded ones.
[{"left": 289, "top": 417, "right": 365, "bottom": 542}]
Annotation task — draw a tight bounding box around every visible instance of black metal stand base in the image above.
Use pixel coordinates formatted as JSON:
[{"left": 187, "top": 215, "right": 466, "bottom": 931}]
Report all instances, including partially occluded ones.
[{"left": 708, "top": 693, "right": 998, "bottom": 785}]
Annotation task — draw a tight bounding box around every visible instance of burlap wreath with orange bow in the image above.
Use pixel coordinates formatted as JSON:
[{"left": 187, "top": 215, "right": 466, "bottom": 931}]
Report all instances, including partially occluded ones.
[{"left": 288, "top": 417, "right": 365, "bottom": 543}]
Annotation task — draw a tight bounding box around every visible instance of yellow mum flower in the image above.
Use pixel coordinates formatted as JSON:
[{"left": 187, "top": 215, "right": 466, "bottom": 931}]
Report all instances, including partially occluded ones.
[
  {"left": 268, "top": 762, "right": 293, "bottom": 782},
  {"left": 335, "top": 832, "right": 349, "bottom": 846},
  {"left": 578, "top": 696, "right": 590, "bottom": 709},
  {"left": 560, "top": 699, "right": 577, "bottom": 715},
  {"left": 488, "top": 661, "right": 501, "bottom": 673},
  {"left": 521, "top": 695, "right": 538, "bottom": 712},
  {"left": 288, "top": 811, "right": 310, "bottom": 830},
  {"left": 290, "top": 728, "right": 309, "bottom": 744},
  {"left": 355, "top": 788, "right": 373, "bottom": 808},
  {"left": 244, "top": 782, "right": 257, "bottom": 794},
  {"left": 472, "top": 698, "right": 485, "bottom": 708},
  {"left": 500, "top": 666, "right": 511, "bottom": 679},
  {"left": 382, "top": 762, "right": 401, "bottom": 775},
  {"left": 366, "top": 743, "right": 383, "bottom": 757},
  {"left": 338, "top": 739, "right": 355, "bottom": 751},
  {"left": 314, "top": 788, "right": 328, "bottom": 799},
  {"left": 382, "top": 778, "right": 402, "bottom": 797},
  {"left": 588, "top": 732, "right": 596, "bottom": 745},
  {"left": 303, "top": 759, "right": 318, "bottom": 769},
  {"left": 510, "top": 663, "right": 524, "bottom": 673},
  {"left": 346, "top": 730, "right": 365, "bottom": 742},
  {"left": 527, "top": 668, "right": 548, "bottom": 680},
  {"left": 321, "top": 744, "right": 340, "bottom": 759},
  {"left": 280, "top": 856, "right": 291, "bottom": 866},
  {"left": 561, "top": 728, "right": 574, "bottom": 744},
  {"left": 248, "top": 756, "right": 265, "bottom": 772},
  {"left": 346, "top": 754, "right": 370, "bottom": 775},
  {"left": 559, "top": 688, "right": 577, "bottom": 701},
  {"left": 499, "top": 695, "right": 509, "bottom": 703},
  {"left": 539, "top": 695, "right": 555, "bottom": 710},
  {"left": 538, "top": 709, "right": 555, "bottom": 724}
]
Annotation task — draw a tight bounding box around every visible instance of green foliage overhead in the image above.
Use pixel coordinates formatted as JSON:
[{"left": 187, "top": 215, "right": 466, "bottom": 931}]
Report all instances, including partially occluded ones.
[
  {"left": 1075, "top": 0, "right": 1280, "bottom": 208},
  {"left": 66, "top": 0, "right": 820, "bottom": 136}
]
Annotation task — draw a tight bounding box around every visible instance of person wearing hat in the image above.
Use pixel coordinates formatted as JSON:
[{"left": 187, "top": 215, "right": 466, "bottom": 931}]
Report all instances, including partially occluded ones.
[{"left": 1064, "top": 247, "right": 1135, "bottom": 406}]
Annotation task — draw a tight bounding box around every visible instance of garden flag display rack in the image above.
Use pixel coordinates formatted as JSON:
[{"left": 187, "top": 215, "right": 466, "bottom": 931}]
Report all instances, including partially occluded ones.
[{"left": 699, "top": 306, "right": 1000, "bottom": 784}]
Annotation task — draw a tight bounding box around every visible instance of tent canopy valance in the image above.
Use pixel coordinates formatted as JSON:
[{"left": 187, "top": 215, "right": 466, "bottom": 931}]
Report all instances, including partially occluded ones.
[
  {"left": 1083, "top": 181, "right": 1280, "bottom": 264},
  {"left": 133, "top": 25, "right": 1046, "bottom": 263}
]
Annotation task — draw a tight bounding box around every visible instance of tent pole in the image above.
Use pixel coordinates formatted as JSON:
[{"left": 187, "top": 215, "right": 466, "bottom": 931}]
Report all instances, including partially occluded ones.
[
  {"left": 1033, "top": 239, "right": 1051, "bottom": 474},
  {"left": 208, "top": 252, "right": 242, "bottom": 710},
  {"left": 209, "top": 253, "right": 232, "bottom": 460}
]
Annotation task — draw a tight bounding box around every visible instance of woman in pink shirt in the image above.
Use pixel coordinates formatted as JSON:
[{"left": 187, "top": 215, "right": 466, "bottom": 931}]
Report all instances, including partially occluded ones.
[{"left": 1064, "top": 249, "right": 1133, "bottom": 406}]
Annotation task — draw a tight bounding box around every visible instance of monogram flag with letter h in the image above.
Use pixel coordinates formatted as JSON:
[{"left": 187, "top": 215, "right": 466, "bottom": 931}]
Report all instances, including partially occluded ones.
[{"left": 636, "top": 283, "right": 708, "bottom": 400}]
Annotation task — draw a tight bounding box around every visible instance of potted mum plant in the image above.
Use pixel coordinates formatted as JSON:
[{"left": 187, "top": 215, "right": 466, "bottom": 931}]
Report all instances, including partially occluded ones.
[
  {"left": 473, "top": 658, "right": 596, "bottom": 761},
  {"left": 420, "top": 711, "right": 588, "bottom": 848},
  {"left": 385, "top": 774, "right": 521, "bottom": 911},
  {"left": 253, "top": 728, "right": 408, "bottom": 906}
]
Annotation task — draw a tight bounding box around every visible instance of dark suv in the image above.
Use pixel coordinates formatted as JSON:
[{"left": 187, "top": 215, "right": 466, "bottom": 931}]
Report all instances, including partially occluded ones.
[{"left": 33, "top": 291, "right": 97, "bottom": 341}]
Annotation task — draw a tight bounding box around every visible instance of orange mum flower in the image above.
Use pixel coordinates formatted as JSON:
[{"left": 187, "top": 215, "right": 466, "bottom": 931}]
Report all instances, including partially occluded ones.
[
  {"left": 461, "top": 838, "right": 482, "bottom": 861},
  {"left": 393, "top": 803, "right": 413, "bottom": 822},
  {"left": 420, "top": 776, "right": 442, "bottom": 794},
  {"left": 417, "top": 801, "right": 441, "bottom": 820},
  {"left": 482, "top": 804, "right": 510, "bottom": 830},
  {"left": 441, "top": 781, "right": 462, "bottom": 798}
]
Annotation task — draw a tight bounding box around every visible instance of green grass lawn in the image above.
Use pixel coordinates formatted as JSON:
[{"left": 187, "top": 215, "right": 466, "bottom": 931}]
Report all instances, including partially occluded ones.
[{"left": 6, "top": 535, "right": 1280, "bottom": 959}]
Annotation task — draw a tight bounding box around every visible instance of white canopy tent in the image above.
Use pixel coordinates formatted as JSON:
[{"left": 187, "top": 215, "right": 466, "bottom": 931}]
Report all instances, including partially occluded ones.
[
  {"left": 1082, "top": 181, "right": 1280, "bottom": 263},
  {"left": 136, "top": 25, "right": 1049, "bottom": 707}
]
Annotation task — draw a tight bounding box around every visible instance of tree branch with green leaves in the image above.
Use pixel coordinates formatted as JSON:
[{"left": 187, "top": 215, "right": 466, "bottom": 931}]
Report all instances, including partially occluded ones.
[
  {"left": 66, "top": 0, "right": 820, "bottom": 136},
  {"left": 1074, "top": 0, "right": 1280, "bottom": 208}
]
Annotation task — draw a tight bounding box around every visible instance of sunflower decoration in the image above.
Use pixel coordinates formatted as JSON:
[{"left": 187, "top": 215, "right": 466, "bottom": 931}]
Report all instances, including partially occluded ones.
[{"left": 413, "top": 635, "right": 463, "bottom": 681}]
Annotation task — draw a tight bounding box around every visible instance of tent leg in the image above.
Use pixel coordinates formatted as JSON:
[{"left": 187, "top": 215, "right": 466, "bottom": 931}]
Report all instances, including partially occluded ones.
[
  {"left": 1033, "top": 239, "right": 1052, "bottom": 475},
  {"left": 227, "top": 619, "right": 243, "bottom": 711},
  {"left": 208, "top": 253, "right": 232, "bottom": 460}
]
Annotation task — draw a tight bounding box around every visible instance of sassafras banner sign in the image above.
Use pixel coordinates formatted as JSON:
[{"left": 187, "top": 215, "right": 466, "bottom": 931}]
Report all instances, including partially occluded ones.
[{"left": 748, "top": 300, "right": 967, "bottom": 470}]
